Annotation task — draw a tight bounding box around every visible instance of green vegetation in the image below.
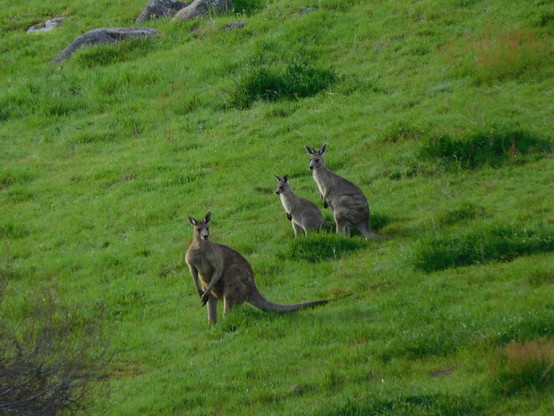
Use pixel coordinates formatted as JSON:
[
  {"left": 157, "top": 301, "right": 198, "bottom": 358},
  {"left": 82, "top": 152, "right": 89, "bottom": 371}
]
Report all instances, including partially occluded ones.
[
  {"left": 419, "top": 128, "right": 551, "bottom": 169},
  {"left": 1, "top": 0, "right": 553, "bottom": 415},
  {"left": 414, "top": 224, "right": 554, "bottom": 272}
]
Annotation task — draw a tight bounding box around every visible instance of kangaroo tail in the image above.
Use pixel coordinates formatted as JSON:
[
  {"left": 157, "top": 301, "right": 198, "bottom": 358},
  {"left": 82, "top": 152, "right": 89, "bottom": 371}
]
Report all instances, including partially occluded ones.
[
  {"left": 322, "top": 221, "right": 333, "bottom": 231},
  {"left": 360, "top": 222, "right": 387, "bottom": 240},
  {"left": 364, "top": 231, "right": 387, "bottom": 241},
  {"left": 248, "top": 288, "right": 328, "bottom": 314}
]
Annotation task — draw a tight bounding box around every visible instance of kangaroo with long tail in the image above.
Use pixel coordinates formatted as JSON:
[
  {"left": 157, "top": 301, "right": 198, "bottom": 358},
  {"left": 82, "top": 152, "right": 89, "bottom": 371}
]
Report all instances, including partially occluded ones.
[{"left": 185, "top": 212, "right": 329, "bottom": 324}]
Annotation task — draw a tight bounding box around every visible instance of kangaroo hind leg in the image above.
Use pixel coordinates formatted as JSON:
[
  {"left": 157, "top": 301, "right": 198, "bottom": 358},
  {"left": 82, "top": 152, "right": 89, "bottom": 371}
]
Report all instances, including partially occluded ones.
[
  {"left": 223, "top": 296, "right": 235, "bottom": 315},
  {"left": 207, "top": 296, "right": 218, "bottom": 324},
  {"left": 292, "top": 221, "right": 304, "bottom": 237}
]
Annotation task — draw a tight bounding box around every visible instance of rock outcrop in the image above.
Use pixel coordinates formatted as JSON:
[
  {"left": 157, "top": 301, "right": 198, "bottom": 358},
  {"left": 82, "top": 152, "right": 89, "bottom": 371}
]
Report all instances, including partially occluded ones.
[
  {"left": 52, "top": 27, "right": 161, "bottom": 64},
  {"left": 223, "top": 21, "right": 247, "bottom": 32},
  {"left": 172, "top": 0, "right": 232, "bottom": 21},
  {"left": 135, "top": 0, "right": 189, "bottom": 24},
  {"left": 27, "top": 17, "right": 67, "bottom": 33}
]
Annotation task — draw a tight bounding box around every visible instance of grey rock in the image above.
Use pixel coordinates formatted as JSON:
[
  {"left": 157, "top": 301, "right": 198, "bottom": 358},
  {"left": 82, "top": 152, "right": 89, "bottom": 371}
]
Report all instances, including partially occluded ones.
[
  {"left": 172, "top": 0, "right": 232, "bottom": 21},
  {"left": 299, "top": 7, "right": 317, "bottom": 17},
  {"left": 223, "top": 21, "right": 247, "bottom": 32},
  {"left": 135, "top": 0, "right": 189, "bottom": 24},
  {"left": 27, "top": 17, "right": 67, "bottom": 33},
  {"left": 52, "top": 27, "right": 161, "bottom": 64}
]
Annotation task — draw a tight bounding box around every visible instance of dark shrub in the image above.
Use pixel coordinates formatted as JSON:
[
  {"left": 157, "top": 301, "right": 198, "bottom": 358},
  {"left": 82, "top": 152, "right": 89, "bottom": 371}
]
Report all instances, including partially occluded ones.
[
  {"left": 420, "top": 129, "right": 551, "bottom": 169},
  {"left": 414, "top": 225, "right": 554, "bottom": 273},
  {"left": 229, "top": 62, "right": 336, "bottom": 108}
]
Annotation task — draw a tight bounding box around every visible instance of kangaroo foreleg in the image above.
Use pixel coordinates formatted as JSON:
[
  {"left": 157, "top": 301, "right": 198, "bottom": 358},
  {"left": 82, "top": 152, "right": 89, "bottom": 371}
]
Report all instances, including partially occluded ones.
[
  {"left": 321, "top": 191, "right": 329, "bottom": 209},
  {"left": 189, "top": 266, "right": 203, "bottom": 298},
  {"left": 201, "top": 268, "right": 223, "bottom": 305}
]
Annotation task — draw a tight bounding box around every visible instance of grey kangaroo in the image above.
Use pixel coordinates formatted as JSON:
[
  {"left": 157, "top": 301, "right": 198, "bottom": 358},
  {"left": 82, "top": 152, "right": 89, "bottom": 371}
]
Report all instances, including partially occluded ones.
[
  {"left": 304, "top": 144, "right": 382, "bottom": 239},
  {"left": 275, "top": 175, "right": 326, "bottom": 237},
  {"left": 185, "top": 212, "right": 329, "bottom": 324}
]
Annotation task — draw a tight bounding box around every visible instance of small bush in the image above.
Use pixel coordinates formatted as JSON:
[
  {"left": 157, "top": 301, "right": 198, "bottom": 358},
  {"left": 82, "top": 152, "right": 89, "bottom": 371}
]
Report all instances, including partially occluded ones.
[
  {"left": 228, "top": 62, "right": 336, "bottom": 108},
  {"left": 419, "top": 129, "right": 551, "bottom": 169},
  {"left": 490, "top": 338, "right": 554, "bottom": 395},
  {"left": 233, "top": 0, "right": 266, "bottom": 15},
  {"left": 414, "top": 225, "right": 554, "bottom": 273},
  {"left": 0, "top": 288, "right": 109, "bottom": 416},
  {"left": 283, "top": 233, "right": 367, "bottom": 263}
]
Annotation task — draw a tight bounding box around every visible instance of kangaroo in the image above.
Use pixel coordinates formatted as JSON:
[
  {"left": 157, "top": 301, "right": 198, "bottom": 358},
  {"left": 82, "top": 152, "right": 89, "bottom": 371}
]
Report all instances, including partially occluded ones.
[
  {"left": 274, "top": 175, "right": 326, "bottom": 237},
  {"left": 185, "top": 212, "right": 329, "bottom": 324},
  {"left": 304, "top": 144, "right": 382, "bottom": 239}
]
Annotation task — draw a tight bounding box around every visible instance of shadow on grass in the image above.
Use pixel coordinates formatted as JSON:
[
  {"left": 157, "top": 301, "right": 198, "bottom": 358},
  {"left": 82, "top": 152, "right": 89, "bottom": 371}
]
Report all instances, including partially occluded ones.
[
  {"left": 317, "top": 392, "right": 483, "bottom": 416},
  {"left": 73, "top": 39, "right": 157, "bottom": 68},
  {"left": 436, "top": 202, "right": 487, "bottom": 227},
  {"left": 281, "top": 233, "right": 369, "bottom": 263},
  {"left": 413, "top": 224, "right": 554, "bottom": 273}
]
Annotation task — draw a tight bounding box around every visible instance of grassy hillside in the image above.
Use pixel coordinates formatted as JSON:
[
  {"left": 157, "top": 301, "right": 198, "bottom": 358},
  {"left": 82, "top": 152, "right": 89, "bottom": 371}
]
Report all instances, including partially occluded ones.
[{"left": 1, "top": 0, "right": 553, "bottom": 414}]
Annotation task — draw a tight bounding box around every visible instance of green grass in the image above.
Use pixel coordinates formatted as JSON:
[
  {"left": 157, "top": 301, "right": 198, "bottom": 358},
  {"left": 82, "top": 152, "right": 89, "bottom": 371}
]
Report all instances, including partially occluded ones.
[
  {"left": 419, "top": 128, "right": 551, "bottom": 169},
  {"left": 1, "top": 0, "right": 554, "bottom": 415},
  {"left": 414, "top": 223, "right": 554, "bottom": 272}
]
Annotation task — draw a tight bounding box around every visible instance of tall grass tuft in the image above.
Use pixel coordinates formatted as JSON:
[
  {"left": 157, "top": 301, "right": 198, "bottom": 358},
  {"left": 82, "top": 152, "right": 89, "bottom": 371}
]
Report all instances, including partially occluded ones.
[
  {"left": 227, "top": 62, "right": 336, "bottom": 108},
  {"left": 441, "top": 24, "right": 550, "bottom": 83},
  {"left": 490, "top": 338, "right": 554, "bottom": 395},
  {"left": 413, "top": 225, "right": 554, "bottom": 273},
  {"left": 419, "top": 128, "right": 551, "bottom": 169}
]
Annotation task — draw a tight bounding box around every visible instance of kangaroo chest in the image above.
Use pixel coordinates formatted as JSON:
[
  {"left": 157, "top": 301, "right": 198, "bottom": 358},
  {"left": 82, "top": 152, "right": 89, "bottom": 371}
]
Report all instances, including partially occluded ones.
[
  {"left": 279, "top": 193, "right": 295, "bottom": 214},
  {"left": 312, "top": 170, "right": 329, "bottom": 196},
  {"left": 186, "top": 247, "right": 218, "bottom": 283}
]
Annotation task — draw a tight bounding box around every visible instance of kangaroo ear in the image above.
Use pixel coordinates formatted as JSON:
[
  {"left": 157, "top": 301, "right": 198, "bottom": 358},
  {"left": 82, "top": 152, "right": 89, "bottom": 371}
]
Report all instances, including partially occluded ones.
[
  {"left": 274, "top": 175, "right": 282, "bottom": 182},
  {"left": 204, "top": 211, "right": 212, "bottom": 224},
  {"left": 283, "top": 175, "right": 289, "bottom": 182},
  {"left": 320, "top": 143, "right": 328, "bottom": 154},
  {"left": 305, "top": 145, "right": 315, "bottom": 155},
  {"left": 187, "top": 216, "right": 198, "bottom": 226}
]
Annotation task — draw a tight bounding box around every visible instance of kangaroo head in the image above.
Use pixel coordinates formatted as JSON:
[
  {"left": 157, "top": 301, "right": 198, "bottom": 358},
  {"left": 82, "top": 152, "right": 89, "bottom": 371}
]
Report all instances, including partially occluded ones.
[
  {"left": 274, "top": 175, "right": 291, "bottom": 195},
  {"left": 304, "top": 144, "right": 328, "bottom": 170},
  {"left": 187, "top": 211, "right": 212, "bottom": 241}
]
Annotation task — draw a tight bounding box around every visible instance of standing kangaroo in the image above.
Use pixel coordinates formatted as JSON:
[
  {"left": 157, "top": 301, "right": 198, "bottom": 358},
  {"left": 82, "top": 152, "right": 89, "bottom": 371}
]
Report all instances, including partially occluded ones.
[
  {"left": 185, "top": 212, "right": 329, "bottom": 324},
  {"left": 305, "top": 144, "right": 382, "bottom": 239},
  {"left": 275, "top": 175, "right": 326, "bottom": 237}
]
